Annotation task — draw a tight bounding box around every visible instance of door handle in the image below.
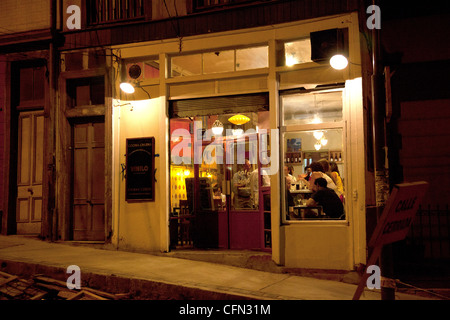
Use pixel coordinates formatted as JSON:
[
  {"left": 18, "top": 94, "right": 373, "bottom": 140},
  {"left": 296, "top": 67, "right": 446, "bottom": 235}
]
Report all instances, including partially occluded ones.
[
  {"left": 27, "top": 188, "right": 33, "bottom": 195},
  {"left": 86, "top": 200, "right": 92, "bottom": 205}
]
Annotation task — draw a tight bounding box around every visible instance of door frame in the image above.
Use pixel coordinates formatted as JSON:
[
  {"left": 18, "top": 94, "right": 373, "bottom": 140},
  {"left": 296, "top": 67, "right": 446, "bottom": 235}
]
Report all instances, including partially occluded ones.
[
  {"left": 58, "top": 68, "right": 113, "bottom": 242},
  {"left": 69, "top": 116, "right": 106, "bottom": 241},
  {"left": 2, "top": 57, "right": 49, "bottom": 237}
]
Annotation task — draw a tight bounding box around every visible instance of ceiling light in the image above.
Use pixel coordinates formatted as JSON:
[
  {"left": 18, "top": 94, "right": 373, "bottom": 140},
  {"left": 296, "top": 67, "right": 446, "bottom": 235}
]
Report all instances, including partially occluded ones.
[
  {"left": 330, "top": 54, "right": 348, "bottom": 70},
  {"left": 232, "top": 128, "right": 244, "bottom": 137},
  {"left": 321, "top": 137, "right": 328, "bottom": 146},
  {"left": 228, "top": 114, "right": 250, "bottom": 125},
  {"left": 212, "top": 120, "right": 224, "bottom": 136},
  {"left": 313, "top": 131, "right": 324, "bottom": 140},
  {"left": 314, "top": 141, "right": 322, "bottom": 151},
  {"left": 120, "top": 82, "right": 135, "bottom": 94}
]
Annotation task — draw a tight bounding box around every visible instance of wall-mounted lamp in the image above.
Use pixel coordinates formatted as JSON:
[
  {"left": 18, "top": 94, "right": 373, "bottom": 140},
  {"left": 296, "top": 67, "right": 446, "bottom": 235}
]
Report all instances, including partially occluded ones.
[
  {"left": 120, "top": 64, "right": 151, "bottom": 99},
  {"left": 330, "top": 54, "right": 348, "bottom": 70},
  {"left": 120, "top": 82, "right": 135, "bottom": 94}
]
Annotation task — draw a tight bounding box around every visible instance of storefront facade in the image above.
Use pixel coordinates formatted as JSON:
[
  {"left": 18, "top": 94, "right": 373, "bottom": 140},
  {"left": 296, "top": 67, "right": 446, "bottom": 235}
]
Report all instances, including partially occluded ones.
[{"left": 109, "top": 12, "right": 366, "bottom": 270}]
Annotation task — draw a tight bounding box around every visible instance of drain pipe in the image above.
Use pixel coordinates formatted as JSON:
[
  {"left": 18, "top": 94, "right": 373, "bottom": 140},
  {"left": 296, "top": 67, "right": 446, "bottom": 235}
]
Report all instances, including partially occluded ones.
[{"left": 370, "top": 0, "right": 394, "bottom": 300}]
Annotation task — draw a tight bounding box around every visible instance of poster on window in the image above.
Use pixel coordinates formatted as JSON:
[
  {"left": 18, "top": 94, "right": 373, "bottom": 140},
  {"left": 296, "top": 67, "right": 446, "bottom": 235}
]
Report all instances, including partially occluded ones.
[{"left": 126, "top": 137, "right": 155, "bottom": 201}]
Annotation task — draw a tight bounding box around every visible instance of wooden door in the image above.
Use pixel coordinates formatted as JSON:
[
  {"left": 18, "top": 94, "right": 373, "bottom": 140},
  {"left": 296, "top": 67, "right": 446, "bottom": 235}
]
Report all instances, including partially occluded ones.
[
  {"left": 16, "top": 111, "right": 44, "bottom": 235},
  {"left": 72, "top": 120, "right": 105, "bottom": 241}
]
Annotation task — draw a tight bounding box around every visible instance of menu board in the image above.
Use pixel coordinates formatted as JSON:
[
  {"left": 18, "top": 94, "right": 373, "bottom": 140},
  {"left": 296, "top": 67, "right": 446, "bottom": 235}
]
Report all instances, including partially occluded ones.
[{"left": 126, "top": 137, "right": 155, "bottom": 201}]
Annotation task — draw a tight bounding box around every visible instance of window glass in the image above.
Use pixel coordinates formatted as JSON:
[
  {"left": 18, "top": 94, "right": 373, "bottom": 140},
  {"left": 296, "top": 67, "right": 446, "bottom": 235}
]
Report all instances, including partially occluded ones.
[
  {"left": 236, "top": 46, "right": 268, "bottom": 71},
  {"left": 143, "top": 60, "right": 160, "bottom": 79},
  {"left": 171, "top": 54, "right": 202, "bottom": 77},
  {"left": 284, "top": 38, "right": 312, "bottom": 66},
  {"left": 203, "top": 50, "right": 235, "bottom": 74},
  {"left": 282, "top": 128, "right": 345, "bottom": 221},
  {"left": 282, "top": 90, "right": 343, "bottom": 126},
  {"left": 170, "top": 46, "right": 269, "bottom": 77}
]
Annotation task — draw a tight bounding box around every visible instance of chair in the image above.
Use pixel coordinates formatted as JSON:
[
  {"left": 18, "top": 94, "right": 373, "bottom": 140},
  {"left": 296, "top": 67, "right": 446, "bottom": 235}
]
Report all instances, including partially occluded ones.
[{"left": 179, "top": 200, "right": 192, "bottom": 245}]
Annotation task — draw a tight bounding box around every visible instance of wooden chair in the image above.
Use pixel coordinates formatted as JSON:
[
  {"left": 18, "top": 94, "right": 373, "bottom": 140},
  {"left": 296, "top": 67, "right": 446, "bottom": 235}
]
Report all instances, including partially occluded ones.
[{"left": 179, "top": 200, "right": 192, "bottom": 245}]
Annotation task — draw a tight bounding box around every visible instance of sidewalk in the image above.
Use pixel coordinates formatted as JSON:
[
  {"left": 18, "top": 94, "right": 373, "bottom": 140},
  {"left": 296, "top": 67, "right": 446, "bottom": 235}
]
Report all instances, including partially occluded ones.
[{"left": 0, "top": 235, "right": 434, "bottom": 300}]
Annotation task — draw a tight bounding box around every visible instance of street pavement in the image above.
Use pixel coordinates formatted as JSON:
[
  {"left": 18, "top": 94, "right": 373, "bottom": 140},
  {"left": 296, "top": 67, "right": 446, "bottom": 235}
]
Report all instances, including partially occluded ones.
[{"left": 0, "top": 235, "right": 435, "bottom": 301}]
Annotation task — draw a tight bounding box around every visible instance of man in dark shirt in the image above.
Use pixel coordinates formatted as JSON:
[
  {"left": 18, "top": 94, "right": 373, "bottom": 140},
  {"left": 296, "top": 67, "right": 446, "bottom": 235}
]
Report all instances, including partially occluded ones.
[{"left": 306, "top": 177, "right": 344, "bottom": 219}]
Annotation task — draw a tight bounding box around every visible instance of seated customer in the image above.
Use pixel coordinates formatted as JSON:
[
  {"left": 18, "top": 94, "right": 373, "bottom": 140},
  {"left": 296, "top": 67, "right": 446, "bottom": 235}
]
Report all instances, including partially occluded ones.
[{"left": 306, "top": 178, "right": 344, "bottom": 219}]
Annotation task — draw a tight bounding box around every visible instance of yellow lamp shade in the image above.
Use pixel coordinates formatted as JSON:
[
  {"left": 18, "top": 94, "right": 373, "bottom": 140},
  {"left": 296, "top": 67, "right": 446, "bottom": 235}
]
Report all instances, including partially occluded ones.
[{"left": 228, "top": 114, "right": 250, "bottom": 125}]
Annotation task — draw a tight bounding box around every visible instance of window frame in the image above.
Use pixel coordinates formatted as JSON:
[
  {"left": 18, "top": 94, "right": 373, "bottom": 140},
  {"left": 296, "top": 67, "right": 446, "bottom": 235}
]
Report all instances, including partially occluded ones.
[{"left": 279, "top": 86, "right": 348, "bottom": 225}]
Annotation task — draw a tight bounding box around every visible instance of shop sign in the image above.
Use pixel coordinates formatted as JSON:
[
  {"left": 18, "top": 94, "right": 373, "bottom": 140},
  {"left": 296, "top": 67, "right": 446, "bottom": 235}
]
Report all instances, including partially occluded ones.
[
  {"left": 353, "top": 181, "right": 429, "bottom": 300},
  {"left": 369, "top": 181, "right": 429, "bottom": 247},
  {"left": 126, "top": 137, "right": 155, "bottom": 201}
]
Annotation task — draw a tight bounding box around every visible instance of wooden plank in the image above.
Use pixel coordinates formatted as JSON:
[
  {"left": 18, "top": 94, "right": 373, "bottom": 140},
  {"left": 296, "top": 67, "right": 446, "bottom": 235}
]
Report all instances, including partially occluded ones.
[
  {"left": 34, "top": 275, "right": 118, "bottom": 300},
  {"left": 30, "top": 292, "right": 48, "bottom": 300},
  {"left": 0, "top": 276, "right": 18, "bottom": 287}
]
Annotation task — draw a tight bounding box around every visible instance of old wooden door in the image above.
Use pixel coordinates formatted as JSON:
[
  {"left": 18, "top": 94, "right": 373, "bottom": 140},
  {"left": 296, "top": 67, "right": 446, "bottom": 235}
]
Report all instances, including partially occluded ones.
[
  {"left": 72, "top": 120, "right": 105, "bottom": 241},
  {"left": 16, "top": 111, "right": 44, "bottom": 235}
]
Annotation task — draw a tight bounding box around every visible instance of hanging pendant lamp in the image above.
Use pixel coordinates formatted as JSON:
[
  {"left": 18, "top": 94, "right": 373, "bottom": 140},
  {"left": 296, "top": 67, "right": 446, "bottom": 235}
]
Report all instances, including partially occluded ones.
[{"left": 228, "top": 114, "right": 250, "bottom": 125}]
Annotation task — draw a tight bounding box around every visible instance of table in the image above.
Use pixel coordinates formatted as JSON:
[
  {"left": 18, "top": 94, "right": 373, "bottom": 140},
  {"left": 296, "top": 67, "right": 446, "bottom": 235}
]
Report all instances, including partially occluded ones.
[{"left": 289, "top": 205, "right": 323, "bottom": 220}]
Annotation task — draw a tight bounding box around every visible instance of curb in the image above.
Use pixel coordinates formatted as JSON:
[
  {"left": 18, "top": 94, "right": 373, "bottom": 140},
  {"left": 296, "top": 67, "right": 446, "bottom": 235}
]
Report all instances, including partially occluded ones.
[{"left": 0, "top": 259, "right": 259, "bottom": 300}]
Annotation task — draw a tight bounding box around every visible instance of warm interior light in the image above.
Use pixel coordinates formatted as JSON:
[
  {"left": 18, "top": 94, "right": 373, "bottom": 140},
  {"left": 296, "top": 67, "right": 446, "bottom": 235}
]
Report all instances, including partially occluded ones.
[
  {"left": 120, "top": 82, "right": 135, "bottom": 94},
  {"left": 232, "top": 128, "right": 244, "bottom": 137},
  {"left": 320, "top": 137, "right": 328, "bottom": 146},
  {"left": 314, "top": 141, "right": 322, "bottom": 151},
  {"left": 310, "top": 115, "right": 322, "bottom": 124},
  {"left": 212, "top": 120, "right": 224, "bottom": 135},
  {"left": 184, "top": 169, "right": 190, "bottom": 176},
  {"left": 313, "top": 131, "right": 324, "bottom": 140},
  {"left": 228, "top": 114, "right": 250, "bottom": 125},
  {"left": 286, "top": 55, "right": 298, "bottom": 67},
  {"left": 330, "top": 54, "right": 348, "bottom": 70}
]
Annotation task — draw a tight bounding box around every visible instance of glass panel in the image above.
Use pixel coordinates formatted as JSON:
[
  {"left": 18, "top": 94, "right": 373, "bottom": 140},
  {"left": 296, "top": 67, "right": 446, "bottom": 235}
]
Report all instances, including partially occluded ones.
[
  {"left": 282, "top": 90, "right": 343, "bottom": 126},
  {"left": 283, "top": 128, "right": 345, "bottom": 220},
  {"left": 171, "top": 54, "right": 202, "bottom": 77},
  {"left": 144, "top": 60, "right": 160, "bottom": 79},
  {"left": 284, "top": 38, "right": 312, "bottom": 66},
  {"left": 236, "top": 46, "right": 268, "bottom": 71},
  {"left": 203, "top": 50, "right": 235, "bottom": 74}
]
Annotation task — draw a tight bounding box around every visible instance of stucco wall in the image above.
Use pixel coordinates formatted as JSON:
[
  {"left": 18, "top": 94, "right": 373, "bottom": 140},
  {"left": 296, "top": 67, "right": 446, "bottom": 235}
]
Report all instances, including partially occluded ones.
[{"left": 112, "top": 97, "right": 168, "bottom": 252}]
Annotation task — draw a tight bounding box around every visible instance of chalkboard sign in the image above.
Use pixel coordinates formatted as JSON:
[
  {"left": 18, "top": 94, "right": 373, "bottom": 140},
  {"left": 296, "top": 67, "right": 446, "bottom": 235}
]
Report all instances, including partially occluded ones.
[{"left": 126, "top": 137, "right": 155, "bottom": 201}]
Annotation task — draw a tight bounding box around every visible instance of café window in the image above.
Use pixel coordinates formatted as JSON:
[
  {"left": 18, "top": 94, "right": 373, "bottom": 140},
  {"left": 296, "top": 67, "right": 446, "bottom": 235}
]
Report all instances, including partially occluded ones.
[{"left": 280, "top": 87, "right": 346, "bottom": 222}]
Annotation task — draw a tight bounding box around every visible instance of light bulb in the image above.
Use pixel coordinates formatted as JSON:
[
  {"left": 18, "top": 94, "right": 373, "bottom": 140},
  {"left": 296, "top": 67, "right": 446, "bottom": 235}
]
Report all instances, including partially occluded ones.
[
  {"left": 313, "top": 131, "right": 324, "bottom": 140},
  {"left": 120, "top": 82, "right": 135, "bottom": 94},
  {"left": 232, "top": 128, "right": 244, "bottom": 137},
  {"left": 321, "top": 138, "right": 328, "bottom": 146},
  {"left": 212, "top": 120, "right": 224, "bottom": 135},
  {"left": 330, "top": 54, "right": 348, "bottom": 70},
  {"left": 314, "top": 141, "right": 322, "bottom": 151},
  {"left": 286, "top": 55, "right": 298, "bottom": 67}
]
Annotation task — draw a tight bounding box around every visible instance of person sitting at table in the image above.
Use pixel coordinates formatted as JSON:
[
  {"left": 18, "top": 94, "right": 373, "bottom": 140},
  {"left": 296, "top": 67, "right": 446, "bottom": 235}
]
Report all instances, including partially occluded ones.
[
  {"left": 306, "top": 177, "right": 344, "bottom": 219},
  {"left": 213, "top": 184, "right": 226, "bottom": 208},
  {"left": 232, "top": 159, "right": 252, "bottom": 209},
  {"left": 308, "top": 161, "right": 340, "bottom": 197}
]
